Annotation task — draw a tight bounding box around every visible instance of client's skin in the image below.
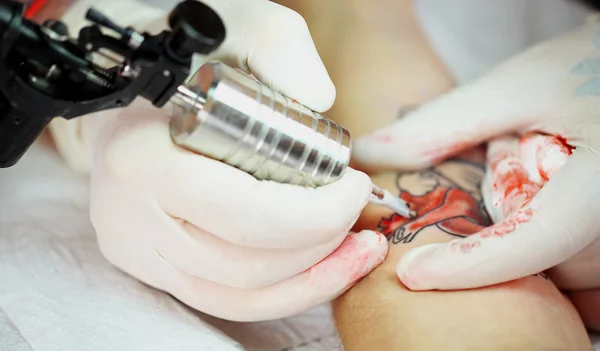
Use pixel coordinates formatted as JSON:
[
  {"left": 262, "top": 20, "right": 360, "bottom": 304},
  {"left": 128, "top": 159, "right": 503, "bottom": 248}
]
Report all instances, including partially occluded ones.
[
  {"left": 272, "top": 0, "right": 453, "bottom": 137},
  {"left": 334, "top": 149, "right": 592, "bottom": 350},
  {"left": 272, "top": 3, "right": 594, "bottom": 347}
]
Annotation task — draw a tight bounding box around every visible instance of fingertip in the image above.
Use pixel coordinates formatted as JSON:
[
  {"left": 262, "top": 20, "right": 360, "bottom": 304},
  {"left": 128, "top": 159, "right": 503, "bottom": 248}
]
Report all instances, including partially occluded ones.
[
  {"left": 339, "top": 168, "right": 375, "bottom": 214},
  {"left": 309, "top": 75, "right": 336, "bottom": 113},
  {"left": 307, "top": 230, "right": 387, "bottom": 294},
  {"left": 357, "top": 229, "right": 389, "bottom": 253},
  {"left": 242, "top": 11, "right": 336, "bottom": 113},
  {"left": 345, "top": 167, "right": 373, "bottom": 190},
  {"left": 344, "top": 230, "right": 389, "bottom": 284},
  {"left": 279, "top": 60, "right": 336, "bottom": 113},
  {"left": 359, "top": 230, "right": 389, "bottom": 260},
  {"left": 395, "top": 244, "right": 443, "bottom": 291}
]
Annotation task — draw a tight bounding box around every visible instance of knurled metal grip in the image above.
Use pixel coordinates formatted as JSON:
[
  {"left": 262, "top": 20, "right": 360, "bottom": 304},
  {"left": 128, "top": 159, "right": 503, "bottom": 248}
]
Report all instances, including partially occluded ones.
[{"left": 169, "top": 61, "right": 352, "bottom": 187}]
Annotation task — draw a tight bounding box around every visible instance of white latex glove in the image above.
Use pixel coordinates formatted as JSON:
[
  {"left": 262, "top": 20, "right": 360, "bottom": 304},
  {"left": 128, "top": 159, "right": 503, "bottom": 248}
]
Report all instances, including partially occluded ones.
[
  {"left": 55, "top": 0, "right": 387, "bottom": 321},
  {"left": 351, "top": 18, "right": 600, "bottom": 291}
]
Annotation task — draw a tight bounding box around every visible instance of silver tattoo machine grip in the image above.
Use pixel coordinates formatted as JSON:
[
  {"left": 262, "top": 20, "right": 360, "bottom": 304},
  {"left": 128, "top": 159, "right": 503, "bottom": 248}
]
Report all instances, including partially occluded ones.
[
  {"left": 170, "top": 61, "right": 349, "bottom": 187},
  {"left": 169, "top": 61, "right": 414, "bottom": 217}
]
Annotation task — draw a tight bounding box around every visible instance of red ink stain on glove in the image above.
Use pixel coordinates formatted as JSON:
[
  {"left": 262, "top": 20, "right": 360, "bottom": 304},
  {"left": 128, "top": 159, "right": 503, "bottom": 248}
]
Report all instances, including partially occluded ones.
[
  {"left": 458, "top": 240, "right": 481, "bottom": 253},
  {"left": 362, "top": 128, "right": 396, "bottom": 144},
  {"left": 306, "top": 231, "right": 387, "bottom": 288},
  {"left": 479, "top": 208, "right": 534, "bottom": 239},
  {"left": 491, "top": 157, "right": 540, "bottom": 217}
]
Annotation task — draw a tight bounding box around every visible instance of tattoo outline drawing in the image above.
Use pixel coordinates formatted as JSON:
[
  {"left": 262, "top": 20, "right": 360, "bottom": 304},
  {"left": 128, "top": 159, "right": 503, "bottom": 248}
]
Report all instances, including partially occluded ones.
[{"left": 377, "top": 158, "right": 491, "bottom": 244}]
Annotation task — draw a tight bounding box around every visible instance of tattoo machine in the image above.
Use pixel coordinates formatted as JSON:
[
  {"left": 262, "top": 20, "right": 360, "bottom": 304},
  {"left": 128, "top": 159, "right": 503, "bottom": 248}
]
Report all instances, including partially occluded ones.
[{"left": 0, "top": 0, "right": 414, "bottom": 218}]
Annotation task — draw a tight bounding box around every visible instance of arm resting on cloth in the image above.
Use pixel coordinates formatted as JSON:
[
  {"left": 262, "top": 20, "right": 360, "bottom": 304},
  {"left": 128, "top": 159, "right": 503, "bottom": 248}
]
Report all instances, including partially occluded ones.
[{"left": 333, "top": 148, "right": 591, "bottom": 351}]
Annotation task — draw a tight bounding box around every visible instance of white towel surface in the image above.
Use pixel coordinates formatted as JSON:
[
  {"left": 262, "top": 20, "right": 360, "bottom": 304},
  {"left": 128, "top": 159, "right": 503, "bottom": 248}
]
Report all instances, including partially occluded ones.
[{"left": 0, "top": 141, "right": 345, "bottom": 351}]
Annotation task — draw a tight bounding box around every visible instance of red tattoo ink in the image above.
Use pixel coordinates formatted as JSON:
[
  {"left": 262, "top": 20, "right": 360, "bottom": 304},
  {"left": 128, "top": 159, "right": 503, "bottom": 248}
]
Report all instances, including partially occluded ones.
[{"left": 378, "top": 186, "right": 490, "bottom": 244}]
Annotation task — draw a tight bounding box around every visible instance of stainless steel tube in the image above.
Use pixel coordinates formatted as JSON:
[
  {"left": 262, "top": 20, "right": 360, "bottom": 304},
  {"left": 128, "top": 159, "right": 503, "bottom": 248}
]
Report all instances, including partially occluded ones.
[{"left": 169, "top": 61, "right": 351, "bottom": 187}]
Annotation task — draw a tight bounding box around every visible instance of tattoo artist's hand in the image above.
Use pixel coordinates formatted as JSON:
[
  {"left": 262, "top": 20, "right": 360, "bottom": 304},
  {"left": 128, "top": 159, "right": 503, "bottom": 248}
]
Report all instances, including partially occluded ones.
[
  {"left": 350, "top": 18, "right": 600, "bottom": 291},
  {"left": 78, "top": 0, "right": 387, "bottom": 321}
]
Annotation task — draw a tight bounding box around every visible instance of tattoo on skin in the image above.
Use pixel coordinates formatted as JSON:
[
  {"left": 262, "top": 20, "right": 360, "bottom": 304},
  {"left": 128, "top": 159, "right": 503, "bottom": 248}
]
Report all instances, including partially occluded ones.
[
  {"left": 376, "top": 156, "right": 550, "bottom": 280},
  {"left": 377, "top": 158, "right": 491, "bottom": 244}
]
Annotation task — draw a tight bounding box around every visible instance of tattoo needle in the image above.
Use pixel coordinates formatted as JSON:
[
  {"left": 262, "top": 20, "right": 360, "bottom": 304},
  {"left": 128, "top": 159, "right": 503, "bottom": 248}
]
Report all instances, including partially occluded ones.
[{"left": 370, "top": 185, "right": 416, "bottom": 219}]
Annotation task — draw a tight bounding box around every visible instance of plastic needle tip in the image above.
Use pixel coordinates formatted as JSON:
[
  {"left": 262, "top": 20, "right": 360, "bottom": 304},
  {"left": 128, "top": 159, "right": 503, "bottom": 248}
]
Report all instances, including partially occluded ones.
[{"left": 370, "top": 185, "right": 415, "bottom": 218}]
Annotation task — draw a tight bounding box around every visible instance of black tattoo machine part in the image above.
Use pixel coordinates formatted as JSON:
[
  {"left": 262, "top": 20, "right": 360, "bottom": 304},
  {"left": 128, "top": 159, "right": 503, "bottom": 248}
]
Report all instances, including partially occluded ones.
[{"left": 0, "top": 0, "right": 225, "bottom": 167}]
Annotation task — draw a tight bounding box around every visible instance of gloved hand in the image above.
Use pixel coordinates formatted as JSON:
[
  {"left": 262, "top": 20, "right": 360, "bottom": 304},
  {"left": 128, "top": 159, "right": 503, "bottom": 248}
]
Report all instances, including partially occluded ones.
[
  {"left": 54, "top": 0, "right": 387, "bottom": 321},
  {"left": 351, "top": 18, "right": 600, "bottom": 291}
]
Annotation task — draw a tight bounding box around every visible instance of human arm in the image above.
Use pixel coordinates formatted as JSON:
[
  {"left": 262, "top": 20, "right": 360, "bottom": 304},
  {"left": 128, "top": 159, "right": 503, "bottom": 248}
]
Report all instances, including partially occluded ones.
[
  {"left": 272, "top": 0, "right": 454, "bottom": 137},
  {"left": 333, "top": 150, "right": 591, "bottom": 350}
]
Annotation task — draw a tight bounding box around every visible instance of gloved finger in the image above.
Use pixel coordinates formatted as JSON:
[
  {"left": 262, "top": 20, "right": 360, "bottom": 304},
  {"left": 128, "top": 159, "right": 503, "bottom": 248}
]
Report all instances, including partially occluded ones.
[
  {"left": 482, "top": 136, "right": 541, "bottom": 223},
  {"left": 351, "top": 79, "right": 535, "bottom": 172},
  {"left": 102, "top": 105, "right": 371, "bottom": 250},
  {"left": 201, "top": 0, "right": 335, "bottom": 112},
  {"left": 519, "top": 133, "right": 572, "bottom": 185},
  {"left": 160, "top": 147, "right": 371, "bottom": 250},
  {"left": 156, "top": 220, "right": 348, "bottom": 289},
  {"left": 157, "top": 230, "right": 387, "bottom": 322},
  {"left": 482, "top": 134, "right": 572, "bottom": 223},
  {"left": 395, "top": 147, "right": 600, "bottom": 290}
]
